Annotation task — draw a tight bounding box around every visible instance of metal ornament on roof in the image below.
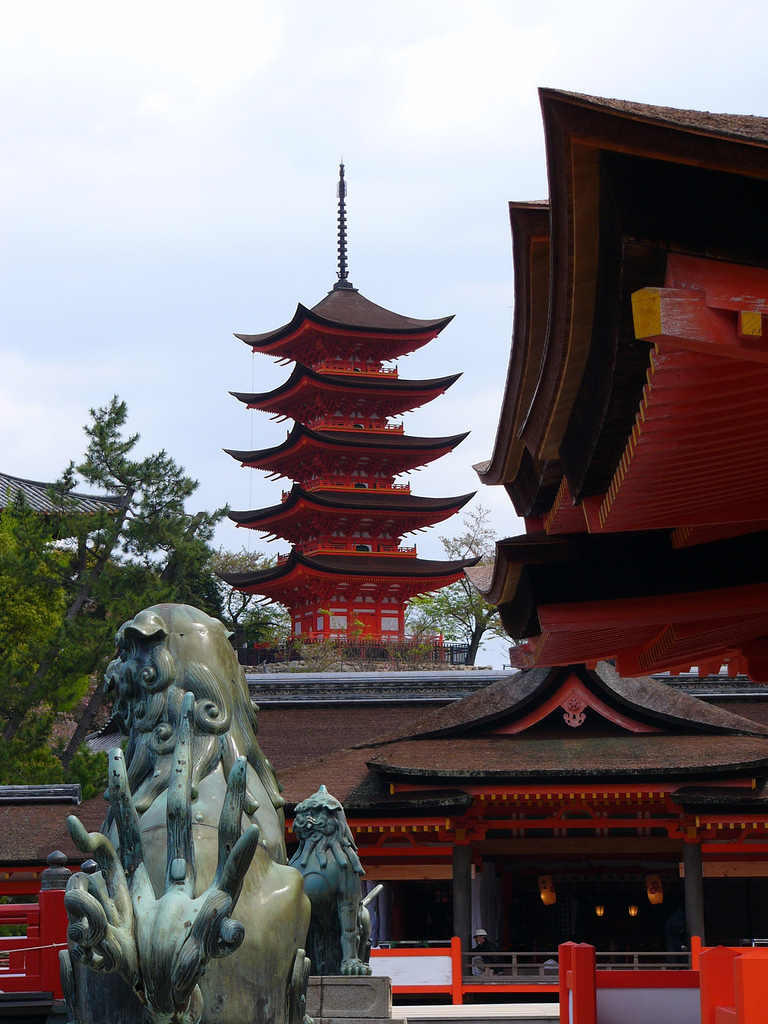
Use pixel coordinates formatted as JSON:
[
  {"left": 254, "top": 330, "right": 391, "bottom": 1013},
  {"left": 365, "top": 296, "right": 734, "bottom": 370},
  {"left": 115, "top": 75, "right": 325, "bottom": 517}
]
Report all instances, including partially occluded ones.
[{"left": 334, "top": 162, "right": 354, "bottom": 291}]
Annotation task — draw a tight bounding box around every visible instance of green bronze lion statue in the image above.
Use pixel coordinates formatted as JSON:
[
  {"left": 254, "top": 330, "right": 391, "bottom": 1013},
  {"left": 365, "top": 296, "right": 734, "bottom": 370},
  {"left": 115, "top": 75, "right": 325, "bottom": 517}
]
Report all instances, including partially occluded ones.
[
  {"left": 289, "top": 786, "right": 375, "bottom": 976},
  {"left": 60, "top": 604, "right": 311, "bottom": 1024}
]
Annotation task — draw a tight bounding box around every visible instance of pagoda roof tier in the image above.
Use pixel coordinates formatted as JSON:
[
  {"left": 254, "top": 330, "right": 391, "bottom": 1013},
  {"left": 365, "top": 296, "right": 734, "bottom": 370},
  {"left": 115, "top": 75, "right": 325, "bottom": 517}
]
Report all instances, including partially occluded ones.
[
  {"left": 229, "top": 485, "right": 475, "bottom": 543},
  {"left": 219, "top": 550, "right": 478, "bottom": 605},
  {"left": 225, "top": 423, "right": 468, "bottom": 482},
  {"left": 466, "top": 527, "right": 768, "bottom": 680},
  {"left": 230, "top": 364, "right": 461, "bottom": 423},
  {"left": 236, "top": 288, "right": 453, "bottom": 365}
]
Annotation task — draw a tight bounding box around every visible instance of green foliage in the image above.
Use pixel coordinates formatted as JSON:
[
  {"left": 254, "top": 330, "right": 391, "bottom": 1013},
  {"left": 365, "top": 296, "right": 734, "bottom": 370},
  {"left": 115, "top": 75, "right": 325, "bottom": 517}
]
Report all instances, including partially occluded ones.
[
  {"left": 0, "top": 396, "right": 226, "bottom": 788},
  {"left": 0, "top": 502, "right": 68, "bottom": 730},
  {"left": 406, "top": 504, "right": 503, "bottom": 665},
  {"left": 64, "top": 746, "right": 109, "bottom": 801},
  {"left": 211, "top": 547, "right": 290, "bottom": 642},
  {"left": 0, "top": 709, "right": 64, "bottom": 785}
]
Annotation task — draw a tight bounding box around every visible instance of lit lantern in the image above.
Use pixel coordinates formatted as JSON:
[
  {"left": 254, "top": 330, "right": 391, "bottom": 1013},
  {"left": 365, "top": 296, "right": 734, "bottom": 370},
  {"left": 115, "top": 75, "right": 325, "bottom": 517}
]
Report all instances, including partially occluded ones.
[
  {"left": 595, "top": 905, "right": 605, "bottom": 917},
  {"left": 628, "top": 905, "right": 639, "bottom": 917},
  {"left": 645, "top": 874, "right": 663, "bottom": 904},
  {"left": 538, "top": 875, "right": 556, "bottom": 905}
]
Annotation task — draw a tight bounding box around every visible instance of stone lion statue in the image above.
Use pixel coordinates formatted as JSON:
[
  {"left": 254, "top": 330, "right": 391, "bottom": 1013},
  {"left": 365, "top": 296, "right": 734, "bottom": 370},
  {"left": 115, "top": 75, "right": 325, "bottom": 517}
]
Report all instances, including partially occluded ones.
[
  {"left": 61, "top": 604, "right": 311, "bottom": 1024},
  {"left": 289, "top": 786, "right": 373, "bottom": 976}
]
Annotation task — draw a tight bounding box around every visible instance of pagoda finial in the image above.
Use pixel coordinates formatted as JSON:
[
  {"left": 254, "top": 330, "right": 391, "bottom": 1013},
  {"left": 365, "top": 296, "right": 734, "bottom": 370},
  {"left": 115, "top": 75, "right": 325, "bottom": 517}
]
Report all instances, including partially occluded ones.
[{"left": 333, "top": 162, "right": 354, "bottom": 291}]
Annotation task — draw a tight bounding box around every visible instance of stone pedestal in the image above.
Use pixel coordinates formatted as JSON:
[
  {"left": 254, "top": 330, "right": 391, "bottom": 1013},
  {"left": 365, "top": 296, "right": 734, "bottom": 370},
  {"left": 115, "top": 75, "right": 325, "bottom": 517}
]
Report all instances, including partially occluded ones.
[{"left": 306, "top": 976, "right": 406, "bottom": 1024}]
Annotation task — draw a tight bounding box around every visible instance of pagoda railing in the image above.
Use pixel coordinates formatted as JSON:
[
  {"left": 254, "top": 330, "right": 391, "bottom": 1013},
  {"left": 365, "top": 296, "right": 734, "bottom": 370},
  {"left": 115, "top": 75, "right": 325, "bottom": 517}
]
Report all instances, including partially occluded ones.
[
  {"left": 315, "top": 360, "right": 398, "bottom": 376},
  {"left": 233, "top": 636, "right": 472, "bottom": 667},
  {"left": 309, "top": 418, "right": 404, "bottom": 433},
  {"left": 297, "top": 543, "right": 417, "bottom": 556},
  {"left": 304, "top": 479, "right": 411, "bottom": 493}
]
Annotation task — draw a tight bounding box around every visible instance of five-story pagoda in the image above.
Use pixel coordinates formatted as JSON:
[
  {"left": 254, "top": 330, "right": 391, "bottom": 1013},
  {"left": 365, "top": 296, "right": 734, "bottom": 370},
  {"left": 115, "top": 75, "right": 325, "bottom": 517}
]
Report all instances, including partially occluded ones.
[{"left": 221, "top": 165, "right": 477, "bottom": 642}]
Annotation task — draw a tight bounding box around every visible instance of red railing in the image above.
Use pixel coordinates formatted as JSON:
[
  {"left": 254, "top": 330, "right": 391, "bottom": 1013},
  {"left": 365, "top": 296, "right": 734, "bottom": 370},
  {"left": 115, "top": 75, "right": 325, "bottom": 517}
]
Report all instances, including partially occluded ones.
[
  {"left": 0, "top": 887, "right": 67, "bottom": 997},
  {"left": 314, "top": 360, "right": 398, "bottom": 377}
]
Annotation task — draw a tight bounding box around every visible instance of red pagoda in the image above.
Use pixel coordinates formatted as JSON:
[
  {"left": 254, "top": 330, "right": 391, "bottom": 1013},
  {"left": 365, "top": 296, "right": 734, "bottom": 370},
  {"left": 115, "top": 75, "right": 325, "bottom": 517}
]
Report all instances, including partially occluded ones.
[{"left": 222, "top": 165, "right": 476, "bottom": 641}]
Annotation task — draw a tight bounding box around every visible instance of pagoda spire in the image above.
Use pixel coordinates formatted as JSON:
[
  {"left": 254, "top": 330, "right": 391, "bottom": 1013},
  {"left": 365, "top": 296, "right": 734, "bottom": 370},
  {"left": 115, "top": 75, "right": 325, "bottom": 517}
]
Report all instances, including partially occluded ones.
[{"left": 333, "top": 162, "right": 354, "bottom": 291}]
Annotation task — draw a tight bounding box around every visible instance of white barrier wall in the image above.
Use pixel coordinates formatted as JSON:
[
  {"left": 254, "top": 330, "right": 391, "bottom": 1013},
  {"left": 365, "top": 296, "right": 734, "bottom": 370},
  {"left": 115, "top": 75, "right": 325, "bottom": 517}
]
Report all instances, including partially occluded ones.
[
  {"left": 369, "top": 955, "right": 453, "bottom": 987},
  {"left": 597, "top": 987, "right": 700, "bottom": 1024}
]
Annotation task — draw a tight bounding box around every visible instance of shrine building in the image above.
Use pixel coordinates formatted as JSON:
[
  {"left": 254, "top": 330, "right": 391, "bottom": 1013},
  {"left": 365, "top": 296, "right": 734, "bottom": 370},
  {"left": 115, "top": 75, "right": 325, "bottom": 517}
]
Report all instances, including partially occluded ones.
[
  {"left": 221, "top": 165, "right": 477, "bottom": 641},
  {"left": 269, "top": 91, "right": 768, "bottom": 956}
]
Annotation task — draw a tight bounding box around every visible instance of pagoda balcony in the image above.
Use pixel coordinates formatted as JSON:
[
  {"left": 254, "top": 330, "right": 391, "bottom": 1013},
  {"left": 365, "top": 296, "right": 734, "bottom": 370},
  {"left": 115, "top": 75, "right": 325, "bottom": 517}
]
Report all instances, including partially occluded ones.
[
  {"left": 298, "top": 542, "right": 418, "bottom": 556},
  {"left": 309, "top": 418, "right": 404, "bottom": 433},
  {"left": 314, "top": 359, "right": 398, "bottom": 377},
  {"left": 304, "top": 478, "right": 411, "bottom": 493}
]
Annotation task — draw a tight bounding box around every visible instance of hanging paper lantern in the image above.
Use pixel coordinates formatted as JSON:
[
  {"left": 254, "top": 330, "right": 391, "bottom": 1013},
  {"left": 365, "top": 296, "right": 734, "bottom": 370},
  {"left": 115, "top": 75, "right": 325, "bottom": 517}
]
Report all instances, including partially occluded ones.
[
  {"left": 645, "top": 874, "right": 663, "bottom": 904},
  {"left": 538, "top": 875, "right": 556, "bottom": 905}
]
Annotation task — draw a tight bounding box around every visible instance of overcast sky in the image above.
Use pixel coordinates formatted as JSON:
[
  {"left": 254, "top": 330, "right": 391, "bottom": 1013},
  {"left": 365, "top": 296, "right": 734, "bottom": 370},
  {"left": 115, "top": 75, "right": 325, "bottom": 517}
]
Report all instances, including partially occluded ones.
[{"left": 2, "top": 1, "right": 767, "bottom": 662}]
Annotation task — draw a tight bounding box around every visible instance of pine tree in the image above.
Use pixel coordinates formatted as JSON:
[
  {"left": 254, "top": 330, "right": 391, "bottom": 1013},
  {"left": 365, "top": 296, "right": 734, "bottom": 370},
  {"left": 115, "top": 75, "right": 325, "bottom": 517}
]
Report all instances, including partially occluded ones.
[
  {"left": 0, "top": 396, "right": 225, "bottom": 782},
  {"left": 406, "top": 504, "right": 503, "bottom": 665}
]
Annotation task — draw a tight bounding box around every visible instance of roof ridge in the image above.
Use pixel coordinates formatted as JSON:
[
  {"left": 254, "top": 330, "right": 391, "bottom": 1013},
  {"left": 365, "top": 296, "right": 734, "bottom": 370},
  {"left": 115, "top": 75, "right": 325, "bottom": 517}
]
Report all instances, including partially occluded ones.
[{"left": 540, "top": 87, "right": 768, "bottom": 145}]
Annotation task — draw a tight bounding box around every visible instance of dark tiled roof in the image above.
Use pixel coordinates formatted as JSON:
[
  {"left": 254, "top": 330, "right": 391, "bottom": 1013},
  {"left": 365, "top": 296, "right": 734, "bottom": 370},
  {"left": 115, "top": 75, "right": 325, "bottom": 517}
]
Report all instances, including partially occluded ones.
[
  {"left": 367, "top": 667, "right": 553, "bottom": 741},
  {"left": 236, "top": 290, "right": 453, "bottom": 347},
  {"left": 464, "top": 563, "right": 494, "bottom": 592},
  {"left": 0, "top": 473, "right": 122, "bottom": 516},
  {"left": 230, "top": 366, "right": 461, "bottom": 404},
  {"left": 547, "top": 88, "right": 768, "bottom": 145},
  {"left": 595, "top": 662, "right": 768, "bottom": 735},
  {"left": 276, "top": 729, "right": 768, "bottom": 806},
  {"left": 219, "top": 550, "right": 478, "bottom": 588},
  {"left": 365, "top": 663, "right": 768, "bottom": 742},
  {"left": 224, "top": 423, "right": 469, "bottom": 463},
  {"left": 312, "top": 289, "right": 452, "bottom": 331},
  {"left": 672, "top": 782, "right": 768, "bottom": 810},
  {"left": 365, "top": 734, "right": 768, "bottom": 781},
  {"left": 229, "top": 486, "right": 475, "bottom": 524},
  {"left": 0, "top": 795, "right": 107, "bottom": 866},
  {"left": 278, "top": 748, "right": 375, "bottom": 806},
  {"left": 255, "top": 704, "right": 447, "bottom": 771}
]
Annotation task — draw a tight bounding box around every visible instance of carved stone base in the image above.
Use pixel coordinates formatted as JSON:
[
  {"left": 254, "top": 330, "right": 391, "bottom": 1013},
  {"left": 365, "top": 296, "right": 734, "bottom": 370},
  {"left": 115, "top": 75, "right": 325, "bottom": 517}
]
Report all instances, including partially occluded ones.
[{"left": 306, "top": 976, "right": 405, "bottom": 1024}]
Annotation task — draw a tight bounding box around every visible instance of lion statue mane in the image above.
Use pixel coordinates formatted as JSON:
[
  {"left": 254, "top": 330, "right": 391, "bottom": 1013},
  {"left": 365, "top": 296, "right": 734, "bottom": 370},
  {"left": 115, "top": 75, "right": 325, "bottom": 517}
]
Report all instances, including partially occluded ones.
[
  {"left": 64, "top": 604, "right": 311, "bottom": 1024},
  {"left": 289, "top": 785, "right": 372, "bottom": 976}
]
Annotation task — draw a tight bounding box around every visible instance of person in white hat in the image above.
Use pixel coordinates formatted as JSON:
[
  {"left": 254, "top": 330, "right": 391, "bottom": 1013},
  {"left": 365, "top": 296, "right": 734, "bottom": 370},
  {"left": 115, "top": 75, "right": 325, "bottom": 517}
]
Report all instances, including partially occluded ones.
[{"left": 471, "top": 928, "right": 500, "bottom": 974}]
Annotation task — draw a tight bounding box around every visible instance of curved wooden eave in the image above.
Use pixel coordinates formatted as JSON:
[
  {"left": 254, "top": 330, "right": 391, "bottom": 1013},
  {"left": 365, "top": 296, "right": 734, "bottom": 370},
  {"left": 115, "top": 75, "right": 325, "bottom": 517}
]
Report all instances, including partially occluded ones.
[
  {"left": 230, "top": 365, "right": 462, "bottom": 411},
  {"left": 224, "top": 423, "right": 470, "bottom": 465},
  {"left": 518, "top": 87, "right": 768, "bottom": 467},
  {"left": 519, "top": 92, "right": 601, "bottom": 464},
  {"left": 218, "top": 550, "right": 480, "bottom": 592},
  {"left": 475, "top": 201, "right": 551, "bottom": 487},
  {"left": 235, "top": 292, "right": 454, "bottom": 350},
  {"left": 228, "top": 487, "right": 476, "bottom": 529},
  {"left": 466, "top": 532, "right": 569, "bottom": 607}
]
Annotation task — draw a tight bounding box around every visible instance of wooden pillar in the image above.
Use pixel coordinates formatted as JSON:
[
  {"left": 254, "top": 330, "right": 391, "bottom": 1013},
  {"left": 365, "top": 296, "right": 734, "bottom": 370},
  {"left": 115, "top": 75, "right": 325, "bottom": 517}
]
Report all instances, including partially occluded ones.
[
  {"left": 479, "top": 858, "right": 498, "bottom": 941},
  {"left": 684, "top": 842, "right": 705, "bottom": 944},
  {"left": 452, "top": 845, "right": 472, "bottom": 952}
]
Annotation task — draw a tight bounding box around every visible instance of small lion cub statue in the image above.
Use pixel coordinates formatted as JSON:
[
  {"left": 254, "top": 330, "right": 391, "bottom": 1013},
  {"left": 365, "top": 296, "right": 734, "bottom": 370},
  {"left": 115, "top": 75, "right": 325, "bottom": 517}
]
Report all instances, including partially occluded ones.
[{"left": 290, "top": 786, "right": 376, "bottom": 976}]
